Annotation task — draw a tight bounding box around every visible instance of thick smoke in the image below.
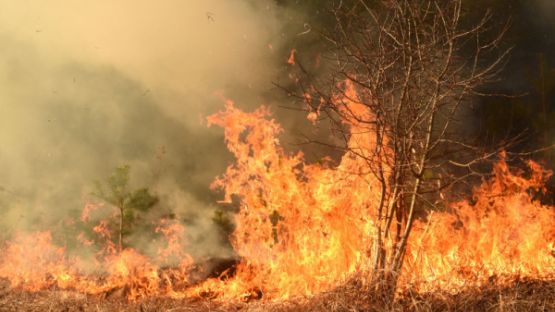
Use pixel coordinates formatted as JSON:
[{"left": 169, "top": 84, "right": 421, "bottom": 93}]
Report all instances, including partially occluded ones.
[{"left": 0, "top": 0, "right": 297, "bottom": 256}]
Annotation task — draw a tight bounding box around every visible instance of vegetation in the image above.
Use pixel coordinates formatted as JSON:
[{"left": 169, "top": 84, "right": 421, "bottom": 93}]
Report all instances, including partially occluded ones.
[
  {"left": 287, "top": 0, "right": 515, "bottom": 295},
  {"left": 93, "top": 165, "right": 158, "bottom": 252}
]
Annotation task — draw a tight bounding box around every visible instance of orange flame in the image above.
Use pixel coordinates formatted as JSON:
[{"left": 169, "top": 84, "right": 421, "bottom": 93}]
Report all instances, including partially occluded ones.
[
  {"left": 287, "top": 48, "right": 297, "bottom": 65},
  {"left": 205, "top": 100, "right": 378, "bottom": 298},
  {"left": 404, "top": 153, "right": 555, "bottom": 291},
  {"left": 0, "top": 232, "right": 77, "bottom": 291},
  {"left": 0, "top": 88, "right": 553, "bottom": 302}
]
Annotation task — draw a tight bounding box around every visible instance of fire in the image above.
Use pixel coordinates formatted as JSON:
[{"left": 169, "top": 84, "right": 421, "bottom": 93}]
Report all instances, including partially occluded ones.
[
  {"left": 204, "top": 98, "right": 379, "bottom": 298},
  {"left": 287, "top": 48, "right": 297, "bottom": 65},
  {"left": 0, "top": 90, "right": 553, "bottom": 302},
  {"left": 0, "top": 218, "right": 193, "bottom": 300},
  {"left": 404, "top": 154, "right": 555, "bottom": 291},
  {"left": 0, "top": 232, "right": 78, "bottom": 291}
]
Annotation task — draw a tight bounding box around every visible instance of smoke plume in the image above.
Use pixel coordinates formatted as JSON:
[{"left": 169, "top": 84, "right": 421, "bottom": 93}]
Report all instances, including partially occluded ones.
[{"left": 0, "top": 0, "right": 297, "bottom": 256}]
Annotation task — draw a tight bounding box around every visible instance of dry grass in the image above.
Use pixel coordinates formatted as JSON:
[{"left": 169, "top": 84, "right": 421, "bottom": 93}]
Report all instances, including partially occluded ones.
[
  {"left": 294, "top": 276, "right": 555, "bottom": 312},
  {"left": 0, "top": 277, "right": 553, "bottom": 311}
]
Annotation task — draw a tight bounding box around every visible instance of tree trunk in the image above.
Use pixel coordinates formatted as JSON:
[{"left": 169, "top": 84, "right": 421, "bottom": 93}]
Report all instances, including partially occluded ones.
[{"left": 118, "top": 202, "right": 124, "bottom": 253}]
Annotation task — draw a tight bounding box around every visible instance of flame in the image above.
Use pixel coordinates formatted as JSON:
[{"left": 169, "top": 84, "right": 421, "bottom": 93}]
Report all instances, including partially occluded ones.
[
  {"left": 0, "top": 87, "right": 553, "bottom": 302},
  {"left": 199, "top": 92, "right": 553, "bottom": 298},
  {"left": 0, "top": 232, "right": 78, "bottom": 291},
  {"left": 0, "top": 218, "right": 194, "bottom": 300},
  {"left": 287, "top": 48, "right": 297, "bottom": 65},
  {"left": 204, "top": 98, "right": 380, "bottom": 299},
  {"left": 404, "top": 154, "right": 555, "bottom": 291}
]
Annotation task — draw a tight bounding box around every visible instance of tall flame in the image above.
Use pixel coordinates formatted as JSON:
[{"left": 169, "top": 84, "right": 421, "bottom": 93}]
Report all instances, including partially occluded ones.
[
  {"left": 204, "top": 97, "right": 381, "bottom": 298},
  {"left": 0, "top": 91, "right": 553, "bottom": 302},
  {"left": 405, "top": 154, "right": 555, "bottom": 291}
]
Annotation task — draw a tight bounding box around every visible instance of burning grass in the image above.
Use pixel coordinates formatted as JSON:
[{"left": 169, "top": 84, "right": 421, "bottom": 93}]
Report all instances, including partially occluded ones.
[
  {"left": 0, "top": 101, "right": 553, "bottom": 309},
  {"left": 296, "top": 275, "right": 555, "bottom": 312}
]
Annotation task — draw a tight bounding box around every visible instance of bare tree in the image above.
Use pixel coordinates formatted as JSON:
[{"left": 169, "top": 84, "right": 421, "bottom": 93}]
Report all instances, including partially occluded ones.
[{"left": 286, "top": 0, "right": 512, "bottom": 295}]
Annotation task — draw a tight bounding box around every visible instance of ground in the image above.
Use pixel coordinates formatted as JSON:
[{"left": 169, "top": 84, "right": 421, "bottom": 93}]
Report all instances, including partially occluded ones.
[{"left": 0, "top": 278, "right": 553, "bottom": 311}]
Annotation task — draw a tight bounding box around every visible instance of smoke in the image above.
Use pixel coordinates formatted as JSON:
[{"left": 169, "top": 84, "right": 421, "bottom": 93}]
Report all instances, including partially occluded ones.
[
  {"left": 531, "top": 0, "right": 555, "bottom": 29},
  {"left": 0, "top": 0, "right": 296, "bottom": 256}
]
